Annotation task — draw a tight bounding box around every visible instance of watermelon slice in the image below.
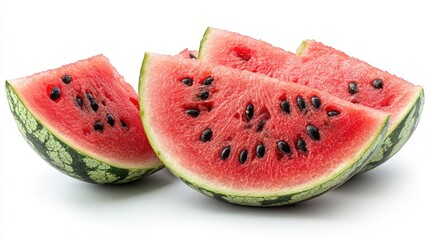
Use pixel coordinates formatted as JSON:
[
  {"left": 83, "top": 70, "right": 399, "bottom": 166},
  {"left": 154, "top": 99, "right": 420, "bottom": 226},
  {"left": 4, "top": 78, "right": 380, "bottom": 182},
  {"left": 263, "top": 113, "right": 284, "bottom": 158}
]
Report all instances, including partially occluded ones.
[
  {"left": 199, "top": 27, "right": 425, "bottom": 172},
  {"left": 5, "top": 55, "right": 163, "bottom": 184},
  {"left": 139, "top": 53, "right": 389, "bottom": 206}
]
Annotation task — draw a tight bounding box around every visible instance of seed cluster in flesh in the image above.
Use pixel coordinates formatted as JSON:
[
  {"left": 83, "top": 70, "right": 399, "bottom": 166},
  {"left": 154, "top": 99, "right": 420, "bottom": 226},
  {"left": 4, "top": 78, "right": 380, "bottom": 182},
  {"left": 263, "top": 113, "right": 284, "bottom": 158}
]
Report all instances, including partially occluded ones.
[
  {"left": 199, "top": 28, "right": 428, "bottom": 179},
  {"left": 47, "top": 74, "right": 130, "bottom": 134},
  {"left": 6, "top": 83, "right": 161, "bottom": 184},
  {"left": 180, "top": 75, "right": 341, "bottom": 165},
  {"left": 348, "top": 79, "right": 384, "bottom": 96}
]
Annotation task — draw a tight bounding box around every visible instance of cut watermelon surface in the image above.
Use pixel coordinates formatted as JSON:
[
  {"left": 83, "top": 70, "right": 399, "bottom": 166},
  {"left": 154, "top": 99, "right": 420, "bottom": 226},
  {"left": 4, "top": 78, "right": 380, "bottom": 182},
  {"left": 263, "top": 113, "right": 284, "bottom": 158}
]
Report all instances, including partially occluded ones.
[
  {"left": 177, "top": 49, "right": 199, "bottom": 59},
  {"left": 199, "top": 27, "right": 424, "bottom": 172},
  {"left": 5, "top": 55, "right": 163, "bottom": 184},
  {"left": 139, "top": 53, "right": 389, "bottom": 206}
]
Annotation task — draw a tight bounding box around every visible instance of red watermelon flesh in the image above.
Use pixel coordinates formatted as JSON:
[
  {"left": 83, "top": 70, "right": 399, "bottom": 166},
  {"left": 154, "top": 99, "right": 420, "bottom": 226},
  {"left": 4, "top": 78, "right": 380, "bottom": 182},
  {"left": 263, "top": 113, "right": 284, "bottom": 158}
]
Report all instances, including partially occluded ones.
[
  {"left": 9, "top": 55, "right": 160, "bottom": 169},
  {"left": 199, "top": 28, "right": 421, "bottom": 129},
  {"left": 199, "top": 27, "right": 424, "bottom": 171},
  {"left": 177, "top": 49, "right": 199, "bottom": 59},
  {"left": 139, "top": 53, "right": 388, "bottom": 205}
]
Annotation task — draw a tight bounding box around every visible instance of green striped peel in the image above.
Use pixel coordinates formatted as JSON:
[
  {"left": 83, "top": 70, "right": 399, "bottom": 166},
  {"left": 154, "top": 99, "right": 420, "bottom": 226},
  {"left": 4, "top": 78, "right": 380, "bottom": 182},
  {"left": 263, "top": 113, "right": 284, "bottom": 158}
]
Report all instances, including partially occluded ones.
[{"left": 5, "top": 81, "right": 163, "bottom": 184}]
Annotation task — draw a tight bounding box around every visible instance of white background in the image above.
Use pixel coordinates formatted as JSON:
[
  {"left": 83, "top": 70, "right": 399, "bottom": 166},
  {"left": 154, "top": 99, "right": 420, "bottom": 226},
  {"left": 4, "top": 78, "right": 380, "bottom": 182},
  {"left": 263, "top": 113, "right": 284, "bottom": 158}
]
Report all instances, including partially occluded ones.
[{"left": 1, "top": 0, "right": 428, "bottom": 239}]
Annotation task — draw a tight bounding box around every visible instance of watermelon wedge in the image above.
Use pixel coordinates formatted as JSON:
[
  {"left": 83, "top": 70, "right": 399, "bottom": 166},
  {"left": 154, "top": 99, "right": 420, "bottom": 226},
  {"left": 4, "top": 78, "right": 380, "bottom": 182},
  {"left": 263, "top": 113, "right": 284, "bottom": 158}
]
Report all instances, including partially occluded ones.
[
  {"left": 139, "top": 53, "right": 389, "bottom": 206},
  {"left": 198, "top": 27, "right": 424, "bottom": 172},
  {"left": 5, "top": 55, "right": 163, "bottom": 184}
]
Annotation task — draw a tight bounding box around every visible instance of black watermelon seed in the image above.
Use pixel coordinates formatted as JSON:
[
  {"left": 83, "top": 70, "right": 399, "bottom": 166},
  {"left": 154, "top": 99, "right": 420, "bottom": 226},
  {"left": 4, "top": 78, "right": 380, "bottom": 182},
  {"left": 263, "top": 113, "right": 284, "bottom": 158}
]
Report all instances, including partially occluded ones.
[
  {"left": 311, "top": 96, "right": 321, "bottom": 109},
  {"left": 256, "top": 120, "right": 266, "bottom": 132},
  {"left": 277, "top": 141, "right": 291, "bottom": 154},
  {"left": 297, "top": 96, "right": 306, "bottom": 112},
  {"left": 94, "top": 121, "right": 104, "bottom": 132},
  {"left": 75, "top": 97, "right": 83, "bottom": 108},
  {"left": 372, "top": 79, "right": 383, "bottom": 89},
  {"left": 120, "top": 119, "right": 129, "bottom": 129},
  {"left": 256, "top": 143, "right": 265, "bottom": 158},
  {"left": 202, "top": 76, "right": 214, "bottom": 85},
  {"left": 280, "top": 100, "right": 290, "bottom": 114},
  {"left": 49, "top": 87, "right": 61, "bottom": 101},
  {"left": 86, "top": 93, "right": 93, "bottom": 100},
  {"left": 220, "top": 146, "right": 231, "bottom": 160},
  {"left": 297, "top": 138, "right": 307, "bottom": 152},
  {"left": 198, "top": 89, "right": 209, "bottom": 100},
  {"left": 182, "top": 78, "right": 193, "bottom": 86},
  {"left": 185, "top": 109, "right": 200, "bottom": 117},
  {"left": 200, "top": 128, "right": 213, "bottom": 142},
  {"left": 90, "top": 99, "right": 99, "bottom": 111},
  {"left": 61, "top": 74, "right": 72, "bottom": 84},
  {"left": 349, "top": 82, "right": 358, "bottom": 94},
  {"left": 327, "top": 110, "right": 340, "bottom": 117},
  {"left": 306, "top": 125, "right": 320, "bottom": 141},
  {"left": 189, "top": 53, "right": 197, "bottom": 59},
  {"left": 245, "top": 103, "right": 254, "bottom": 122},
  {"left": 106, "top": 113, "right": 115, "bottom": 126},
  {"left": 239, "top": 149, "right": 248, "bottom": 164}
]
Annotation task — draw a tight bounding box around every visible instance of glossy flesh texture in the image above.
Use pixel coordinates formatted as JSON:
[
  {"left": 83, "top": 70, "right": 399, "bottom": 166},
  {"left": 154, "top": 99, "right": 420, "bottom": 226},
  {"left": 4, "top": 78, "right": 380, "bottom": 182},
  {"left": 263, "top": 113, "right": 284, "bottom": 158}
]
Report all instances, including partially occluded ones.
[
  {"left": 6, "top": 55, "right": 162, "bottom": 184},
  {"left": 199, "top": 27, "right": 424, "bottom": 171},
  {"left": 140, "top": 53, "right": 389, "bottom": 206}
]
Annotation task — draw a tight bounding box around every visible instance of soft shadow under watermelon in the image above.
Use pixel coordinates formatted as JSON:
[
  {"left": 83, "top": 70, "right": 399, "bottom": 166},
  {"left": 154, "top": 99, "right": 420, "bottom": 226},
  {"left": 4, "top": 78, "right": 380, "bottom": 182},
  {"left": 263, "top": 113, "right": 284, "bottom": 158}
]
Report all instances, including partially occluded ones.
[
  {"left": 333, "top": 164, "right": 403, "bottom": 195},
  {"left": 58, "top": 169, "right": 175, "bottom": 204},
  {"left": 184, "top": 166, "right": 401, "bottom": 217}
]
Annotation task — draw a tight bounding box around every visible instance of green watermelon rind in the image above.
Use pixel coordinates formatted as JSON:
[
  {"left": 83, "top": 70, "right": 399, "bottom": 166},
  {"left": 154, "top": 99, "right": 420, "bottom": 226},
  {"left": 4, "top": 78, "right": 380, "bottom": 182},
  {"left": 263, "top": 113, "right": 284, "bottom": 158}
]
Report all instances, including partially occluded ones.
[
  {"left": 197, "top": 27, "right": 211, "bottom": 58},
  {"left": 5, "top": 81, "right": 163, "bottom": 184},
  {"left": 359, "top": 87, "right": 424, "bottom": 172},
  {"left": 139, "top": 53, "right": 389, "bottom": 206}
]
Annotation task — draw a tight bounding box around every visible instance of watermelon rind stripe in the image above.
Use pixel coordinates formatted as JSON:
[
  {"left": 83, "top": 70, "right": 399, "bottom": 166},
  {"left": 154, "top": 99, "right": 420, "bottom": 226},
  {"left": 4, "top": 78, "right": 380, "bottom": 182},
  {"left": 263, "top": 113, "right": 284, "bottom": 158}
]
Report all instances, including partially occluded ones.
[
  {"left": 359, "top": 87, "right": 424, "bottom": 172},
  {"left": 139, "top": 53, "right": 390, "bottom": 206},
  {"left": 5, "top": 81, "right": 162, "bottom": 184},
  {"left": 181, "top": 118, "right": 388, "bottom": 206}
]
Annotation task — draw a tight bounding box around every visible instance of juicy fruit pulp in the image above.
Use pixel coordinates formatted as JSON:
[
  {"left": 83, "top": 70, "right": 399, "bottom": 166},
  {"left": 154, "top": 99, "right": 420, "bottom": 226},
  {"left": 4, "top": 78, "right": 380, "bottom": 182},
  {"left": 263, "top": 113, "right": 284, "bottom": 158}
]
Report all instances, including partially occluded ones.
[
  {"left": 198, "top": 27, "right": 425, "bottom": 172},
  {"left": 6, "top": 55, "right": 163, "bottom": 184},
  {"left": 177, "top": 49, "right": 199, "bottom": 60},
  {"left": 139, "top": 53, "right": 389, "bottom": 206}
]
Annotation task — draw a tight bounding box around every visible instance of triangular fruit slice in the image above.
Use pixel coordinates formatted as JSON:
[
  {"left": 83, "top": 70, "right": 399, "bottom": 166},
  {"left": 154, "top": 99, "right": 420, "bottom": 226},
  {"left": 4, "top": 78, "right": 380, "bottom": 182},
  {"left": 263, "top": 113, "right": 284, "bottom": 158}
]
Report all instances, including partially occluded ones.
[
  {"left": 5, "top": 55, "right": 163, "bottom": 184},
  {"left": 139, "top": 53, "right": 389, "bottom": 206},
  {"left": 199, "top": 27, "right": 424, "bottom": 172}
]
